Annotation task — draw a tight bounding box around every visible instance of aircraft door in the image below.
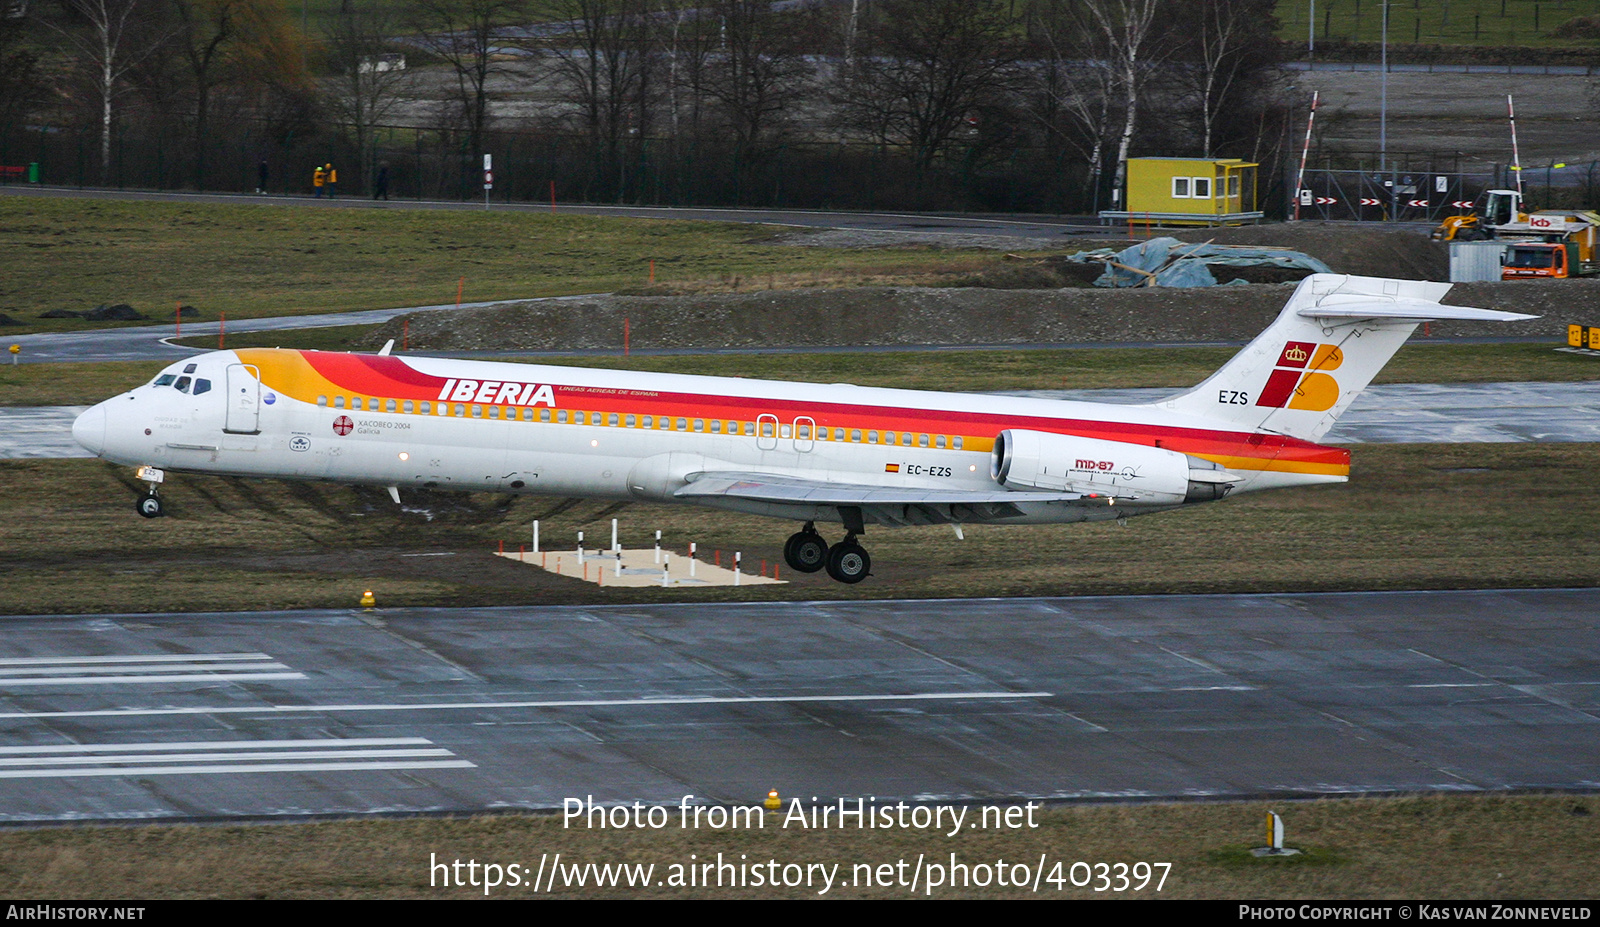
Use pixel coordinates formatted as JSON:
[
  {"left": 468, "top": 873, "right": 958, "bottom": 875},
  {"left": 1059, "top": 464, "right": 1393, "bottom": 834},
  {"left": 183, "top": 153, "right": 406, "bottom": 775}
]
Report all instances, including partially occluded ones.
[
  {"left": 793, "top": 416, "right": 815, "bottom": 452},
  {"left": 756, "top": 413, "right": 779, "bottom": 450},
  {"left": 224, "top": 364, "right": 261, "bottom": 434}
]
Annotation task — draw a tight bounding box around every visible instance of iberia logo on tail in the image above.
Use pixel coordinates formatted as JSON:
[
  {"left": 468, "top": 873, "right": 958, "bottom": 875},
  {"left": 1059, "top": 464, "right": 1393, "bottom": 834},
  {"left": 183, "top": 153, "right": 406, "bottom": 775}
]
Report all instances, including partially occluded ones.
[{"left": 1255, "top": 341, "right": 1343, "bottom": 411}]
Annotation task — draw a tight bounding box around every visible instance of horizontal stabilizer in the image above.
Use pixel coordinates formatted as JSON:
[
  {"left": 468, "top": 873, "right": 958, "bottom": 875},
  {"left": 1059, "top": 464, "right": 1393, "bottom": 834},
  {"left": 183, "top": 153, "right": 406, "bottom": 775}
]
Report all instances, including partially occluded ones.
[
  {"left": 1298, "top": 296, "right": 1538, "bottom": 323},
  {"left": 676, "top": 472, "right": 1087, "bottom": 507}
]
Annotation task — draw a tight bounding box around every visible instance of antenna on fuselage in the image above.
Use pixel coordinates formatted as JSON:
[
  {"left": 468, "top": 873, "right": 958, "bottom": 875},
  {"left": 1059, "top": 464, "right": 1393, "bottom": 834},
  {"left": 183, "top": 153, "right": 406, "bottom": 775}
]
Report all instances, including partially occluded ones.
[{"left": 378, "top": 339, "right": 395, "bottom": 356}]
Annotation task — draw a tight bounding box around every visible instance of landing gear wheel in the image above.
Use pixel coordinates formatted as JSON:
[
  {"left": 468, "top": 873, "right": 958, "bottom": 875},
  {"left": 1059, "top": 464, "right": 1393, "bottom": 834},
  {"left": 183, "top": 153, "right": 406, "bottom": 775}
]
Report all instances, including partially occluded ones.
[
  {"left": 137, "top": 494, "right": 164, "bottom": 519},
  {"left": 825, "top": 538, "right": 870, "bottom": 584},
  {"left": 784, "top": 529, "right": 829, "bottom": 574}
]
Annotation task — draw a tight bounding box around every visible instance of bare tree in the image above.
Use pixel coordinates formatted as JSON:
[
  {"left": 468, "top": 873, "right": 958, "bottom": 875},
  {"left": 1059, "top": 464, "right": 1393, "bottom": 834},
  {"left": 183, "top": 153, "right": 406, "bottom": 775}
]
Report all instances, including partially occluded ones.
[
  {"left": 408, "top": 0, "right": 528, "bottom": 184},
  {"left": 1024, "top": 0, "right": 1118, "bottom": 210},
  {"left": 1078, "top": 0, "right": 1163, "bottom": 209},
  {"left": 325, "top": 0, "right": 415, "bottom": 194},
  {"left": 700, "top": 0, "right": 816, "bottom": 201},
  {"left": 0, "top": 19, "right": 46, "bottom": 136},
  {"left": 50, "top": 0, "right": 168, "bottom": 181},
  {"left": 838, "top": 0, "right": 1016, "bottom": 173},
  {"left": 544, "top": 0, "right": 655, "bottom": 202}
]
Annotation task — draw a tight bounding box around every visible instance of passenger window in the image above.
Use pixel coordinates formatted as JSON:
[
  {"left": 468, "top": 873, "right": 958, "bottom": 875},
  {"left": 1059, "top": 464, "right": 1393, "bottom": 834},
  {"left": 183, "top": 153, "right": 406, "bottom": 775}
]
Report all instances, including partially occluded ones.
[
  {"left": 885, "top": 433, "right": 896, "bottom": 446},
  {"left": 472, "top": 405, "right": 483, "bottom": 418},
  {"left": 174, "top": 376, "right": 191, "bottom": 393},
  {"left": 488, "top": 406, "right": 500, "bottom": 419},
  {"left": 386, "top": 399, "right": 397, "bottom": 412},
  {"left": 335, "top": 397, "right": 346, "bottom": 409},
  {"left": 710, "top": 420, "right": 722, "bottom": 433},
  {"left": 936, "top": 435, "right": 947, "bottom": 448},
  {"left": 193, "top": 378, "right": 211, "bottom": 395},
  {"left": 317, "top": 395, "right": 328, "bottom": 407},
  {"left": 576, "top": 411, "right": 587, "bottom": 425},
  {"left": 902, "top": 433, "right": 913, "bottom": 446},
  {"left": 728, "top": 421, "right": 738, "bottom": 434},
  {"left": 851, "top": 429, "right": 861, "bottom": 442},
  {"left": 626, "top": 415, "right": 637, "bottom": 427},
  {"left": 743, "top": 422, "right": 755, "bottom": 436},
  {"left": 522, "top": 408, "right": 533, "bottom": 421},
  {"left": 420, "top": 401, "right": 431, "bottom": 414},
  {"left": 558, "top": 410, "right": 569, "bottom": 423},
  {"left": 677, "top": 418, "right": 687, "bottom": 431},
  {"left": 642, "top": 415, "right": 653, "bottom": 428},
  {"left": 540, "top": 409, "right": 552, "bottom": 422},
  {"left": 918, "top": 434, "right": 929, "bottom": 447},
  {"left": 454, "top": 404, "right": 465, "bottom": 416},
  {"left": 694, "top": 419, "right": 704, "bottom": 432},
  {"left": 154, "top": 374, "right": 176, "bottom": 387},
  {"left": 403, "top": 400, "right": 414, "bottom": 413},
  {"left": 352, "top": 398, "right": 363, "bottom": 410},
  {"left": 867, "top": 431, "right": 878, "bottom": 444},
  {"left": 609, "top": 413, "right": 619, "bottom": 426},
  {"left": 834, "top": 428, "right": 845, "bottom": 441},
  {"left": 953, "top": 436, "right": 964, "bottom": 450}
]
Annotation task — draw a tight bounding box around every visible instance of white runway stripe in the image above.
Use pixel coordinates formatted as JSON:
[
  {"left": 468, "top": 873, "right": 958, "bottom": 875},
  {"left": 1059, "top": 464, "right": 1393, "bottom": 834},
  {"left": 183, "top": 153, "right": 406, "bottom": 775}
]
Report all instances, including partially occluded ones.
[
  {"left": 0, "top": 690, "right": 1053, "bottom": 720},
  {"left": 0, "top": 739, "right": 432, "bottom": 755},
  {"left": 0, "top": 672, "right": 305, "bottom": 686},
  {"left": 0, "top": 760, "right": 477, "bottom": 779},
  {"left": 0, "top": 652, "right": 306, "bottom": 687},
  {"left": 0, "top": 662, "right": 292, "bottom": 676},
  {"left": 0, "top": 748, "right": 457, "bottom": 767},
  {"left": 0, "top": 736, "right": 475, "bottom": 779},
  {"left": 0, "top": 652, "right": 273, "bottom": 666}
]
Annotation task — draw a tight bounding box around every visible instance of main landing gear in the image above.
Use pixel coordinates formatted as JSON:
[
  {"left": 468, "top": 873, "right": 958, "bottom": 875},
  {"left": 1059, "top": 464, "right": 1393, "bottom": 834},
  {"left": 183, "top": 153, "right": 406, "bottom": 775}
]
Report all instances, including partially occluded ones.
[{"left": 783, "top": 522, "right": 872, "bottom": 584}]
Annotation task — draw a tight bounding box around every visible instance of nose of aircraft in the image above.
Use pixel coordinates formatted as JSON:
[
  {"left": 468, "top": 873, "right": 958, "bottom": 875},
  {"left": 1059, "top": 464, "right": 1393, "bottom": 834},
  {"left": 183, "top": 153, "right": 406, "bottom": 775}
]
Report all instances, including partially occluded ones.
[{"left": 72, "top": 403, "right": 107, "bottom": 456}]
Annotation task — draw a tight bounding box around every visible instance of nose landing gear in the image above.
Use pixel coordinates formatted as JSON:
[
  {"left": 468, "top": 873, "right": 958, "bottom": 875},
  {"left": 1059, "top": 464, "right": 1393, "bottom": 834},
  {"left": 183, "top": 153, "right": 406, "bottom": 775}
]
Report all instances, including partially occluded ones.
[
  {"left": 783, "top": 522, "right": 872, "bottom": 584},
  {"left": 134, "top": 465, "right": 166, "bottom": 518}
]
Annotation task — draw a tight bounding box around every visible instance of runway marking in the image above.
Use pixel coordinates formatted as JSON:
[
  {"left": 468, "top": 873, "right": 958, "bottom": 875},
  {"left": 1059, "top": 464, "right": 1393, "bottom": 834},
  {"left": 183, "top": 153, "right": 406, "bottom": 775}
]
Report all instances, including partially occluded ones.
[
  {"left": 0, "top": 652, "right": 307, "bottom": 687},
  {"left": 0, "top": 690, "right": 1054, "bottom": 721},
  {"left": 0, "top": 736, "right": 475, "bottom": 779},
  {"left": 1407, "top": 683, "right": 1501, "bottom": 689}
]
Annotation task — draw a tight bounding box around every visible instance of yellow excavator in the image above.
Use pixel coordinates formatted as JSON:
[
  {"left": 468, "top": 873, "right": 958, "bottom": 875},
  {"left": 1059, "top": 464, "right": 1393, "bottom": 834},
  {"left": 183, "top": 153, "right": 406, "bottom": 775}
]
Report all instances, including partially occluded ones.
[{"left": 1432, "top": 189, "right": 1522, "bottom": 241}]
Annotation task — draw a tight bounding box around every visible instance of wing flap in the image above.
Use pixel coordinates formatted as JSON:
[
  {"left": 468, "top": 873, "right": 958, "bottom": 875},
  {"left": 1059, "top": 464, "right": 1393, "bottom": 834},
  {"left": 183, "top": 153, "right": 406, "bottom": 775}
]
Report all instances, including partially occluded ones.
[{"left": 673, "top": 471, "right": 1085, "bottom": 506}]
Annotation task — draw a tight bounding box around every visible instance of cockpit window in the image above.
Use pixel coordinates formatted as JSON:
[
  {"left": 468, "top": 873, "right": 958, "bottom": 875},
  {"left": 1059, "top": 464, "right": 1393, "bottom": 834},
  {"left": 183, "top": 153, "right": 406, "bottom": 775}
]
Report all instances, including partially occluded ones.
[
  {"left": 193, "top": 378, "right": 212, "bottom": 395},
  {"left": 174, "top": 376, "right": 192, "bottom": 393},
  {"left": 154, "top": 374, "right": 177, "bottom": 387},
  {"left": 183, "top": 363, "right": 197, "bottom": 374}
]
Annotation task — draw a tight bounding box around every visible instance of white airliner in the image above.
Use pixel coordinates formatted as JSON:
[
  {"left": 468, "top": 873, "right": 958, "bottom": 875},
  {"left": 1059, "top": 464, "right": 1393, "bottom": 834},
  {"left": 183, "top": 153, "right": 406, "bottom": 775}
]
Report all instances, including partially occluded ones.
[{"left": 72, "top": 274, "right": 1532, "bottom": 583}]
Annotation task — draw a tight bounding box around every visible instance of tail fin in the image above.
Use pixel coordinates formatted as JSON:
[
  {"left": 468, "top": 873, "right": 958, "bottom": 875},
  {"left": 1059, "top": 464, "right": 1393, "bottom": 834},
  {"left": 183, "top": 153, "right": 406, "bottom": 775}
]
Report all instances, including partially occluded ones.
[{"left": 1156, "top": 274, "right": 1536, "bottom": 442}]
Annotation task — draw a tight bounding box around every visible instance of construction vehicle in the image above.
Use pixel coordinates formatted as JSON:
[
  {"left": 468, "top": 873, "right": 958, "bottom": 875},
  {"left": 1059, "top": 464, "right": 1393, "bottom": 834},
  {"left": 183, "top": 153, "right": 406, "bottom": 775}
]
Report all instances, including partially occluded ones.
[
  {"left": 1433, "top": 189, "right": 1522, "bottom": 242},
  {"left": 1499, "top": 212, "right": 1600, "bottom": 279}
]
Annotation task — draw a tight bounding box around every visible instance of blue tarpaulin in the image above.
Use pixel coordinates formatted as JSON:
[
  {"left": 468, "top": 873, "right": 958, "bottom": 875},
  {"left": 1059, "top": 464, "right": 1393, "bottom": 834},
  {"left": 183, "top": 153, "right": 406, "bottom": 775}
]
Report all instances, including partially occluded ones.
[{"left": 1069, "top": 237, "right": 1333, "bottom": 287}]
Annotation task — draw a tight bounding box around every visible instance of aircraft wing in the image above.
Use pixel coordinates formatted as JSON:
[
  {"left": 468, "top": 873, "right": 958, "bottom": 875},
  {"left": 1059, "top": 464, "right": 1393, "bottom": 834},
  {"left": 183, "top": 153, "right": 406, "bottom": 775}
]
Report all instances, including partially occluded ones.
[{"left": 674, "top": 471, "right": 1086, "bottom": 507}]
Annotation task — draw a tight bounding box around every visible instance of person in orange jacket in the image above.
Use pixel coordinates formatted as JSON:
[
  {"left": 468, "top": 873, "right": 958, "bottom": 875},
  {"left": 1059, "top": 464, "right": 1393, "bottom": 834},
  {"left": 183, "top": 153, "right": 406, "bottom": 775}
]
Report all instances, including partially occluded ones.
[{"left": 312, "top": 164, "right": 325, "bottom": 197}]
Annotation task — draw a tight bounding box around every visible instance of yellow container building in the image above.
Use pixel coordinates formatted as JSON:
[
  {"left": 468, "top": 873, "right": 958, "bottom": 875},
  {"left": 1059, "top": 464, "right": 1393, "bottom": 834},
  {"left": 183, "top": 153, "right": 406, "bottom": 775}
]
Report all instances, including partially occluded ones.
[{"left": 1100, "top": 157, "right": 1262, "bottom": 227}]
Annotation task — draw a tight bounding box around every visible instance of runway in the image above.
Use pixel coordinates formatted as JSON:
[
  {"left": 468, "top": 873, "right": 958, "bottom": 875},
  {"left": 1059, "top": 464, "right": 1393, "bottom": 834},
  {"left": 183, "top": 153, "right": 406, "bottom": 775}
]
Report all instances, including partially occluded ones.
[
  {"left": 0, "top": 589, "right": 1595, "bottom": 823},
  {"left": 10, "top": 382, "right": 1600, "bottom": 460}
]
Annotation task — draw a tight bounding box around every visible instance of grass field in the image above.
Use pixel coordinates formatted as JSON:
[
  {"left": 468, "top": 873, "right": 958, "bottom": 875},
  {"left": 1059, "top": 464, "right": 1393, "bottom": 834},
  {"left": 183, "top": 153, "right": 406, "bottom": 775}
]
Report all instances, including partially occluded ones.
[
  {"left": 0, "top": 197, "right": 1005, "bottom": 336},
  {"left": 1, "top": 441, "right": 1593, "bottom": 615},
  {"left": 5, "top": 341, "right": 1593, "bottom": 407},
  {"left": 0, "top": 793, "right": 1593, "bottom": 898},
  {"left": 1277, "top": 0, "right": 1600, "bottom": 47}
]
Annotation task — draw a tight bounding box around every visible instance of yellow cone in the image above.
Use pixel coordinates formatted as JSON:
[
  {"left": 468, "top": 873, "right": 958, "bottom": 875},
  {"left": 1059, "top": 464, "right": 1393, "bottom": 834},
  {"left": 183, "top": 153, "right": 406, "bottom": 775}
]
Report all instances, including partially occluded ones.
[
  {"left": 764, "top": 789, "right": 781, "bottom": 811},
  {"left": 360, "top": 589, "right": 376, "bottom": 608}
]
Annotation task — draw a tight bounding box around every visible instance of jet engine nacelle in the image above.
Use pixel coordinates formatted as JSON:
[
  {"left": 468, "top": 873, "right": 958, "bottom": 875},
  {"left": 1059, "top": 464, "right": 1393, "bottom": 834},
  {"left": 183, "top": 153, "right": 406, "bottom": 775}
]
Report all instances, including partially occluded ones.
[{"left": 990, "top": 429, "right": 1238, "bottom": 503}]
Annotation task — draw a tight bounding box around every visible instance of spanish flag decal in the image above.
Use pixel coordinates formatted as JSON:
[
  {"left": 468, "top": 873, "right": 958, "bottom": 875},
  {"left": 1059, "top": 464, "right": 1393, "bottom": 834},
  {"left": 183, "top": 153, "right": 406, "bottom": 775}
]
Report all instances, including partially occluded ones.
[{"left": 885, "top": 463, "right": 900, "bottom": 473}]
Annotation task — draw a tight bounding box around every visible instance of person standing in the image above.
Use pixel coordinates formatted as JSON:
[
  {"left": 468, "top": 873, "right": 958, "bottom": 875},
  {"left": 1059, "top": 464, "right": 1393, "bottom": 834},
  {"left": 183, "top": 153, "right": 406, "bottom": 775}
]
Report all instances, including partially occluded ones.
[
  {"left": 374, "top": 162, "right": 389, "bottom": 200},
  {"left": 256, "top": 159, "right": 269, "bottom": 194},
  {"left": 326, "top": 163, "right": 338, "bottom": 198},
  {"left": 312, "top": 164, "right": 325, "bottom": 197}
]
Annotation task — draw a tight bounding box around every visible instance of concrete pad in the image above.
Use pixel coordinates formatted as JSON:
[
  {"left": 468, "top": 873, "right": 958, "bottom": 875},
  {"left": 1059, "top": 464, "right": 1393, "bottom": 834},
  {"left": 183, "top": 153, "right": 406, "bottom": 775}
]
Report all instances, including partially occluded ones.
[{"left": 494, "top": 548, "right": 785, "bottom": 587}]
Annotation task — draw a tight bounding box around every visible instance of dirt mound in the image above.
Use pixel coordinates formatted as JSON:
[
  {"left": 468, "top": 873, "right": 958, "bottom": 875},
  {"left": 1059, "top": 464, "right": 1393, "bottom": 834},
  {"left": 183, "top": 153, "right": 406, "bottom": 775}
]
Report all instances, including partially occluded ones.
[
  {"left": 365, "top": 278, "right": 1589, "bottom": 354},
  {"left": 1173, "top": 223, "right": 1449, "bottom": 280}
]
